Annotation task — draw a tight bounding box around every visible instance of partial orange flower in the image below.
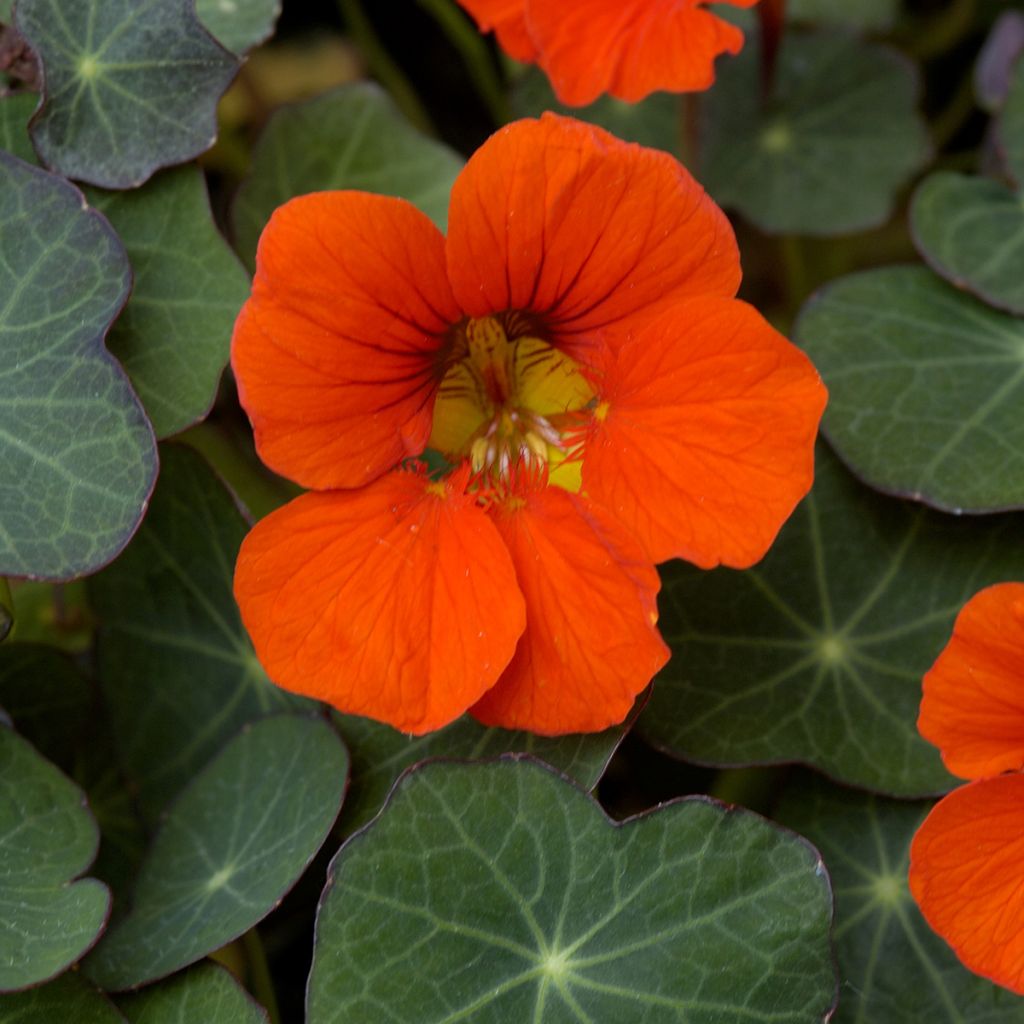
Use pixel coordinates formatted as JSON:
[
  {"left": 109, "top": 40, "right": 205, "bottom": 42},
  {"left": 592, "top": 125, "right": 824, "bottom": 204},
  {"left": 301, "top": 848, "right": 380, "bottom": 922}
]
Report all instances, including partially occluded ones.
[
  {"left": 910, "top": 582, "right": 1024, "bottom": 993},
  {"left": 231, "top": 114, "right": 826, "bottom": 736},
  {"left": 456, "top": 0, "right": 760, "bottom": 105}
]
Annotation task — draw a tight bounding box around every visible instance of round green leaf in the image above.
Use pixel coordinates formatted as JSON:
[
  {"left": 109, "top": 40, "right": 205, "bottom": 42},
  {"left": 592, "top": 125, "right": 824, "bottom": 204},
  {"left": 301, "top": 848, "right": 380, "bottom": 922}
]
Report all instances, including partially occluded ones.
[
  {"left": 0, "top": 725, "right": 110, "bottom": 990},
  {"left": 777, "top": 772, "right": 1024, "bottom": 1021},
  {"left": 309, "top": 758, "right": 836, "bottom": 1024},
  {"left": 0, "top": 1, "right": 11, "bottom": 23},
  {"left": 700, "top": 30, "right": 930, "bottom": 235},
  {"left": 88, "top": 443, "right": 312, "bottom": 822},
  {"left": 788, "top": 0, "right": 898, "bottom": 30},
  {"left": 83, "top": 714, "right": 348, "bottom": 991},
  {"left": 85, "top": 167, "right": 250, "bottom": 438},
  {"left": 0, "top": 973, "right": 125, "bottom": 1023},
  {"left": 796, "top": 266, "right": 1024, "bottom": 512},
  {"left": 231, "top": 82, "right": 463, "bottom": 271},
  {"left": 0, "top": 153, "right": 157, "bottom": 581},
  {"left": 638, "top": 443, "right": 1024, "bottom": 797},
  {"left": 196, "top": 0, "right": 280, "bottom": 55},
  {"left": 910, "top": 172, "right": 1024, "bottom": 315},
  {"left": 334, "top": 695, "right": 644, "bottom": 835},
  {"left": 16, "top": 0, "right": 239, "bottom": 188},
  {"left": 115, "top": 962, "right": 269, "bottom": 1023}
]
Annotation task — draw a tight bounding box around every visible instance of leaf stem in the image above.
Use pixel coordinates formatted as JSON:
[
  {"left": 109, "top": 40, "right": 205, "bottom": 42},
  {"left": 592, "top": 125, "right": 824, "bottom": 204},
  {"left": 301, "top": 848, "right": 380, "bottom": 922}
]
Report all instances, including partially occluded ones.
[
  {"left": 758, "top": 0, "right": 786, "bottom": 100},
  {"left": 416, "top": 0, "right": 510, "bottom": 126},
  {"left": 243, "top": 927, "right": 281, "bottom": 1024},
  {"left": 903, "top": 0, "right": 977, "bottom": 61},
  {"left": 709, "top": 766, "right": 788, "bottom": 814},
  {"left": 336, "top": 0, "right": 436, "bottom": 135},
  {"left": 930, "top": 67, "right": 979, "bottom": 152}
]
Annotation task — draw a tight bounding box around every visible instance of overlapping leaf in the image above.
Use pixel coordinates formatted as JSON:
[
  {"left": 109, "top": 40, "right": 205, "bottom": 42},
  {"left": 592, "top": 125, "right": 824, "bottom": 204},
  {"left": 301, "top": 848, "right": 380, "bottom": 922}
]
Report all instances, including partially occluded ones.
[
  {"left": 231, "top": 83, "right": 463, "bottom": 270},
  {"left": 1002, "top": 55, "right": 1024, "bottom": 184},
  {"left": 86, "top": 168, "right": 250, "bottom": 438},
  {"left": 88, "top": 444, "right": 312, "bottom": 821},
  {"left": 115, "top": 961, "right": 269, "bottom": 1022},
  {"left": 796, "top": 266, "right": 1024, "bottom": 512},
  {"left": 911, "top": 172, "right": 1024, "bottom": 315},
  {"left": 777, "top": 773, "right": 1024, "bottom": 1021},
  {"left": 84, "top": 715, "right": 348, "bottom": 990},
  {"left": 638, "top": 443, "right": 1024, "bottom": 796},
  {"left": 788, "top": 0, "right": 899, "bottom": 29},
  {"left": 196, "top": 0, "right": 280, "bottom": 55},
  {"left": 700, "top": 30, "right": 929, "bottom": 234},
  {"left": 0, "top": 725, "right": 109, "bottom": 990},
  {"left": 0, "top": 153, "right": 156, "bottom": 581},
  {"left": 334, "top": 696, "right": 643, "bottom": 835},
  {"left": 16, "top": 0, "right": 238, "bottom": 187},
  {"left": 0, "top": 973, "right": 125, "bottom": 1023},
  {"left": 309, "top": 758, "right": 836, "bottom": 1024}
]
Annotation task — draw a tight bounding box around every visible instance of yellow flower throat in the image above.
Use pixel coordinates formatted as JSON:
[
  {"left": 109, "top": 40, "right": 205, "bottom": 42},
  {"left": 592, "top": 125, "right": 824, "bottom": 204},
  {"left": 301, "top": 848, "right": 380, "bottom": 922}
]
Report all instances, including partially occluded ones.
[{"left": 428, "top": 316, "right": 593, "bottom": 490}]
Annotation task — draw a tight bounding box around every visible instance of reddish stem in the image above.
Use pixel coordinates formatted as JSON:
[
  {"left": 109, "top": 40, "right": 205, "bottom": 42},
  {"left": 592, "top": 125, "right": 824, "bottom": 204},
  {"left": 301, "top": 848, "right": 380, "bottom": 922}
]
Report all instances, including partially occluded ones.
[{"left": 758, "top": 0, "right": 786, "bottom": 100}]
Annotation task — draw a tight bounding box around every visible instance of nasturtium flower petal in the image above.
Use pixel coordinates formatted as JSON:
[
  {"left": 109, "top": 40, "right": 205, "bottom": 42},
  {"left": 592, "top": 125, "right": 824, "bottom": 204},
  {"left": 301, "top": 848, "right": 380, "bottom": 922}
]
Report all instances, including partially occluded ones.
[
  {"left": 528, "top": 0, "right": 758, "bottom": 107},
  {"left": 445, "top": 114, "right": 740, "bottom": 361},
  {"left": 910, "top": 775, "right": 1024, "bottom": 995},
  {"left": 232, "top": 192, "right": 461, "bottom": 490},
  {"left": 455, "top": 0, "right": 538, "bottom": 62},
  {"left": 471, "top": 487, "right": 668, "bottom": 734},
  {"left": 918, "top": 582, "right": 1024, "bottom": 780},
  {"left": 583, "top": 298, "right": 827, "bottom": 567},
  {"left": 233, "top": 470, "right": 527, "bottom": 734}
]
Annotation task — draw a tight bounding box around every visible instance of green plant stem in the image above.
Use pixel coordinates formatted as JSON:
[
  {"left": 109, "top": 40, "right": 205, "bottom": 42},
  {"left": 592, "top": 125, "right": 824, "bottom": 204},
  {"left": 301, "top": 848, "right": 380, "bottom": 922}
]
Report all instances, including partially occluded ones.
[
  {"left": 904, "top": 0, "right": 976, "bottom": 61},
  {"left": 709, "top": 766, "right": 788, "bottom": 815},
  {"left": 930, "top": 67, "right": 980, "bottom": 152},
  {"left": 416, "top": 0, "right": 510, "bottom": 126},
  {"left": 336, "top": 0, "right": 436, "bottom": 134},
  {"left": 0, "top": 577, "right": 12, "bottom": 642},
  {"left": 779, "top": 234, "right": 809, "bottom": 323},
  {"left": 243, "top": 928, "right": 281, "bottom": 1024}
]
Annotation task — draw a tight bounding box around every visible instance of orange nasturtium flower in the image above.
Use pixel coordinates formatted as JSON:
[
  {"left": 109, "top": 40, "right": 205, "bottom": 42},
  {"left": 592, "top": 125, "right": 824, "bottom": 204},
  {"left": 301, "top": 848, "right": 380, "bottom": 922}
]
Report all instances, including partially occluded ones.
[
  {"left": 231, "top": 114, "right": 826, "bottom": 736},
  {"left": 454, "top": 0, "right": 760, "bottom": 105},
  {"left": 910, "top": 582, "right": 1024, "bottom": 993}
]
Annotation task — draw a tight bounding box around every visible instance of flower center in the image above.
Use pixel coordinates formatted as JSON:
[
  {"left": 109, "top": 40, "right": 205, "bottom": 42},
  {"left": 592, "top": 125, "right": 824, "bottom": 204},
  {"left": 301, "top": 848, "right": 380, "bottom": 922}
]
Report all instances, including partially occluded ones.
[{"left": 428, "top": 315, "right": 593, "bottom": 488}]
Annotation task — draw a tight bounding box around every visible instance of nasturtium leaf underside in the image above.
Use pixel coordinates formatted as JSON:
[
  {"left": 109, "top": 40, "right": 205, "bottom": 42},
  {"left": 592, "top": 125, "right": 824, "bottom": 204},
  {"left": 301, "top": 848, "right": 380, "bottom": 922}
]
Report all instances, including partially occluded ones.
[
  {"left": 776, "top": 773, "right": 1024, "bottom": 1022},
  {"left": 0, "top": 973, "right": 126, "bottom": 1023},
  {"left": 0, "top": 94, "right": 36, "bottom": 163},
  {"left": 700, "top": 30, "right": 929, "bottom": 234},
  {"left": 0, "top": 725, "right": 109, "bottom": 991},
  {"left": 85, "top": 167, "right": 250, "bottom": 439},
  {"left": 510, "top": 69, "right": 679, "bottom": 155},
  {"left": 231, "top": 82, "right": 463, "bottom": 271},
  {"left": 1002, "top": 56, "right": 1024, "bottom": 184},
  {"left": 195, "top": 0, "right": 280, "bottom": 55},
  {"left": 788, "top": 0, "right": 898, "bottom": 30},
  {"left": 88, "top": 443, "right": 312, "bottom": 823},
  {"left": 333, "top": 695, "right": 643, "bottom": 835},
  {"left": 84, "top": 714, "right": 348, "bottom": 991},
  {"left": 309, "top": 758, "right": 836, "bottom": 1024},
  {"left": 796, "top": 266, "right": 1024, "bottom": 512},
  {"left": 0, "top": 153, "right": 156, "bottom": 582},
  {"left": 115, "top": 962, "right": 270, "bottom": 1023},
  {"left": 16, "top": 0, "right": 238, "bottom": 188},
  {"left": 640, "top": 443, "right": 1024, "bottom": 797},
  {"left": 910, "top": 172, "right": 1024, "bottom": 315}
]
